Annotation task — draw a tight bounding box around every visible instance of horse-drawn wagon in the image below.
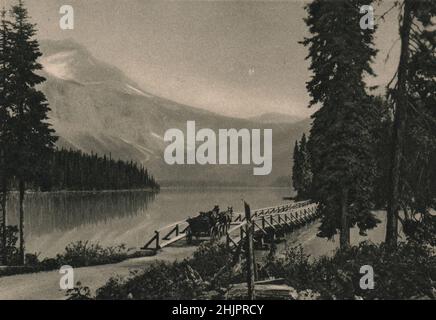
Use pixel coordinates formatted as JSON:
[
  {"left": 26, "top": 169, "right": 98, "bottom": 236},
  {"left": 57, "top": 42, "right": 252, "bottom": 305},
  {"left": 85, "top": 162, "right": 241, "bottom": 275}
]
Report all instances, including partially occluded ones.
[{"left": 186, "top": 206, "right": 233, "bottom": 243}]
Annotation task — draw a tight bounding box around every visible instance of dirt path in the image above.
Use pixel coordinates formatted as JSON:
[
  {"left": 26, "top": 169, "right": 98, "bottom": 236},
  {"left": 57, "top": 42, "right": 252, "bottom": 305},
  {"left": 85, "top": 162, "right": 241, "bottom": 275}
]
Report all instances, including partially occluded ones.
[{"left": 0, "top": 246, "right": 197, "bottom": 300}]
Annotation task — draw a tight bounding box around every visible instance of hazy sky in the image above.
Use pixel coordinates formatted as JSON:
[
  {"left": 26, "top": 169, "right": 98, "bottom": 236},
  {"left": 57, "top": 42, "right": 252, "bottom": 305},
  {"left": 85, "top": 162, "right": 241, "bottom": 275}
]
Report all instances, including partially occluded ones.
[{"left": 2, "top": 0, "right": 401, "bottom": 119}]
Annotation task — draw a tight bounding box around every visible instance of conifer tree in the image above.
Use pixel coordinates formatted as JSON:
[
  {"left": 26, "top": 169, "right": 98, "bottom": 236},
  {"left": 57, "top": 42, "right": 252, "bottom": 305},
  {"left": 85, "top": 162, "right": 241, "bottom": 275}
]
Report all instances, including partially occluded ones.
[
  {"left": 292, "top": 134, "right": 313, "bottom": 200},
  {"left": 292, "top": 140, "right": 301, "bottom": 197},
  {"left": 302, "top": 0, "right": 379, "bottom": 247},
  {"left": 385, "top": 0, "right": 414, "bottom": 247},
  {"left": 298, "top": 134, "right": 312, "bottom": 199},
  {"left": 7, "top": 0, "right": 57, "bottom": 264},
  {"left": 0, "top": 8, "right": 12, "bottom": 264},
  {"left": 370, "top": 96, "right": 392, "bottom": 209},
  {"left": 386, "top": 0, "right": 436, "bottom": 245}
]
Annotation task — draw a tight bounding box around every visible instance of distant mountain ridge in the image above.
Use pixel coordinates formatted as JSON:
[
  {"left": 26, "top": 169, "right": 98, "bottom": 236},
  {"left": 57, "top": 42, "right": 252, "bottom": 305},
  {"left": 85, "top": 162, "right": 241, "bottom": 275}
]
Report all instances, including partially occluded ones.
[
  {"left": 38, "top": 39, "right": 311, "bottom": 186},
  {"left": 247, "top": 112, "right": 304, "bottom": 124}
]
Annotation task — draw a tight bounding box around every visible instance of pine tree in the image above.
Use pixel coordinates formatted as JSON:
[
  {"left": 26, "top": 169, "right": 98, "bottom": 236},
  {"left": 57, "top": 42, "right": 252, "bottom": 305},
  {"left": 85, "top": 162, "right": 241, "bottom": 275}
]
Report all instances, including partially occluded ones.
[
  {"left": 385, "top": 0, "right": 414, "bottom": 247},
  {"left": 291, "top": 140, "right": 301, "bottom": 197},
  {"left": 371, "top": 96, "right": 393, "bottom": 209},
  {"left": 298, "top": 134, "right": 312, "bottom": 199},
  {"left": 302, "top": 0, "right": 379, "bottom": 248},
  {"left": 292, "top": 134, "right": 313, "bottom": 200},
  {"left": 386, "top": 0, "right": 436, "bottom": 246},
  {"left": 7, "top": 0, "right": 57, "bottom": 264},
  {"left": 0, "top": 8, "right": 12, "bottom": 264}
]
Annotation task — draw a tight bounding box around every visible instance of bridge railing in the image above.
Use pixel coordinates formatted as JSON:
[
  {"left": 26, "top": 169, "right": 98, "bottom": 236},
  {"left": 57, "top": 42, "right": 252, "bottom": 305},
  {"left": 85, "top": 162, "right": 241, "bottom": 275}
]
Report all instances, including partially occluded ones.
[
  {"left": 232, "top": 200, "right": 313, "bottom": 222},
  {"left": 142, "top": 200, "right": 318, "bottom": 251},
  {"left": 142, "top": 219, "right": 190, "bottom": 250},
  {"left": 225, "top": 201, "right": 318, "bottom": 249}
]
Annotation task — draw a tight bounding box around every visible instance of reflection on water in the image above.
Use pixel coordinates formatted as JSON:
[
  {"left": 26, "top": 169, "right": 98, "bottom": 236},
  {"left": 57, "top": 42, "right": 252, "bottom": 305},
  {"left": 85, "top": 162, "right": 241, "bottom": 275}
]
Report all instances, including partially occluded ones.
[
  {"left": 4, "top": 188, "right": 388, "bottom": 259},
  {"left": 7, "top": 191, "right": 157, "bottom": 236},
  {"left": 5, "top": 187, "right": 291, "bottom": 258}
]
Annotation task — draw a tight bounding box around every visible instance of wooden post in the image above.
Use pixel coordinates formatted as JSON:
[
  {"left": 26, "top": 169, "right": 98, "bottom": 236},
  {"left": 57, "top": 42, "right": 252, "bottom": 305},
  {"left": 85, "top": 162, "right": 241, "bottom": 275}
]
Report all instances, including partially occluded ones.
[
  {"left": 244, "top": 201, "right": 255, "bottom": 300},
  {"left": 155, "top": 231, "right": 160, "bottom": 250}
]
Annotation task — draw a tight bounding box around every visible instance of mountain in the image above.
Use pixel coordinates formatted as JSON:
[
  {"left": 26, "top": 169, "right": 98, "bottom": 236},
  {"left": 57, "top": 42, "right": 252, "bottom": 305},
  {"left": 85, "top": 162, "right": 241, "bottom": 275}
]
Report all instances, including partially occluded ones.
[
  {"left": 247, "top": 112, "right": 304, "bottom": 124},
  {"left": 38, "top": 39, "right": 311, "bottom": 186}
]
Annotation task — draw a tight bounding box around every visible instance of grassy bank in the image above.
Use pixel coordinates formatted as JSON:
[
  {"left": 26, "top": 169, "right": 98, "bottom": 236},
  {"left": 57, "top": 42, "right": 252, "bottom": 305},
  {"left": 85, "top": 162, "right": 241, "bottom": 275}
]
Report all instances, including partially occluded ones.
[{"left": 0, "top": 241, "right": 143, "bottom": 278}]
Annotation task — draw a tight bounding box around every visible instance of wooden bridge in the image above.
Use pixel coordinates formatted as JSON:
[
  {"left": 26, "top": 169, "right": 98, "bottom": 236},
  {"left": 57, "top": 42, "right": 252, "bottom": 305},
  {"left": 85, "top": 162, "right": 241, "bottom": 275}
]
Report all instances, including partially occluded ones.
[{"left": 142, "top": 200, "right": 319, "bottom": 251}]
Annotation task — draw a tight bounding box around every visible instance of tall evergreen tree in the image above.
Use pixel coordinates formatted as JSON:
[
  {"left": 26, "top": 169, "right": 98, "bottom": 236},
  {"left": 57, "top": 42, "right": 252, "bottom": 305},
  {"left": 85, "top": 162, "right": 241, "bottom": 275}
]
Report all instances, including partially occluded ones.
[
  {"left": 0, "top": 8, "right": 12, "bottom": 264},
  {"left": 298, "top": 134, "right": 312, "bottom": 199},
  {"left": 7, "top": 0, "right": 57, "bottom": 264},
  {"left": 371, "top": 96, "right": 393, "bottom": 209},
  {"left": 292, "top": 140, "right": 301, "bottom": 196},
  {"left": 302, "top": 0, "right": 379, "bottom": 248},
  {"left": 386, "top": 0, "right": 436, "bottom": 246},
  {"left": 385, "top": 0, "right": 414, "bottom": 247},
  {"left": 292, "top": 134, "right": 313, "bottom": 200}
]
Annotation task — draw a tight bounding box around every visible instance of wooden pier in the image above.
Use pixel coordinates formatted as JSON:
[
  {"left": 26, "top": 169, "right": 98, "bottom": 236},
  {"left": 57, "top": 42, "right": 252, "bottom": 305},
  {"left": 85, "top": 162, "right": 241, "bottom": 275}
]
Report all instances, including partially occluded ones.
[{"left": 142, "top": 200, "right": 319, "bottom": 251}]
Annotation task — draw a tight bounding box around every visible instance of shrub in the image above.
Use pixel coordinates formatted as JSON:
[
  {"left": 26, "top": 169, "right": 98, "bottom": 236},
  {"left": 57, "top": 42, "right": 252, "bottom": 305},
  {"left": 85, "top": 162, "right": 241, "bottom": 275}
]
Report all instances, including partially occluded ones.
[
  {"left": 0, "top": 225, "right": 19, "bottom": 265},
  {"left": 0, "top": 241, "right": 131, "bottom": 277},
  {"left": 190, "top": 241, "right": 236, "bottom": 287},
  {"left": 55, "top": 241, "right": 129, "bottom": 267},
  {"left": 96, "top": 261, "right": 208, "bottom": 300},
  {"left": 95, "top": 241, "right": 237, "bottom": 300},
  {"left": 66, "top": 282, "right": 93, "bottom": 300},
  {"left": 260, "top": 241, "right": 436, "bottom": 300}
]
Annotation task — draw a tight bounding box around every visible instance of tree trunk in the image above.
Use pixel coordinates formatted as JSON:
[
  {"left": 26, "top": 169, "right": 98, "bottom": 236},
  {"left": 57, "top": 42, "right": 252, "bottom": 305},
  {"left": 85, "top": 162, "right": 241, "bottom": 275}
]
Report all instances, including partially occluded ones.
[
  {"left": 0, "top": 148, "right": 7, "bottom": 265},
  {"left": 340, "top": 188, "right": 350, "bottom": 248},
  {"left": 1, "top": 187, "right": 7, "bottom": 265},
  {"left": 386, "top": 0, "right": 413, "bottom": 247},
  {"left": 19, "top": 179, "right": 25, "bottom": 265},
  {"left": 244, "top": 202, "right": 255, "bottom": 300}
]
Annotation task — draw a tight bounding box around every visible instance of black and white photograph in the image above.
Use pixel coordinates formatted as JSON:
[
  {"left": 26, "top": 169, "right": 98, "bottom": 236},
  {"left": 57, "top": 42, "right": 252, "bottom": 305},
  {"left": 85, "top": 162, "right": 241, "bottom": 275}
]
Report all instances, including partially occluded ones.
[{"left": 0, "top": 0, "right": 435, "bottom": 303}]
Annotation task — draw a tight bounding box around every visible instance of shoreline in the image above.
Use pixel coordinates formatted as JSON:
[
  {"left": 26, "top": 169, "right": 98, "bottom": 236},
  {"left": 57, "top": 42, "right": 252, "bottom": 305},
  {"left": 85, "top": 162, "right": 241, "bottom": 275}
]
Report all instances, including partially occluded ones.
[
  {"left": 159, "top": 185, "right": 290, "bottom": 191},
  {"left": 0, "top": 246, "right": 198, "bottom": 300},
  {"left": 6, "top": 188, "right": 160, "bottom": 195}
]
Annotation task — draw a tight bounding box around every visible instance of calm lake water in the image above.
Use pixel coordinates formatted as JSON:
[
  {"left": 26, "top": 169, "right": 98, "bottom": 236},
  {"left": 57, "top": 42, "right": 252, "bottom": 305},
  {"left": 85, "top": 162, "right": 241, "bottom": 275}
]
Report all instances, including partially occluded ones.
[
  {"left": 5, "top": 187, "right": 388, "bottom": 258},
  {"left": 5, "top": 187, "right": 290, "bottom": 258}
]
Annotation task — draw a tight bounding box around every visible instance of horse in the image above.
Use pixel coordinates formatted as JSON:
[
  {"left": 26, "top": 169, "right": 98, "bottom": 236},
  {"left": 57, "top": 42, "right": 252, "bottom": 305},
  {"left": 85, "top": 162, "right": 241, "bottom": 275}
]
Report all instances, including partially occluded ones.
[{"left": 187, "top": 205, "right": 234, "bottom": 242}]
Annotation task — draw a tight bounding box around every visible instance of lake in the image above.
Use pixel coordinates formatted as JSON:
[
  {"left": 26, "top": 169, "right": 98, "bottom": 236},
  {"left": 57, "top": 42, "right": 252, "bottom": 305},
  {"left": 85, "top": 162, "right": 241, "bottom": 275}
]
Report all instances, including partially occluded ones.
[
  {"left": 4, "top": 187, "right": 288, "bottom": 258},
  {"left": 5, "top": 187, "right": 388, "bottom": 258}
]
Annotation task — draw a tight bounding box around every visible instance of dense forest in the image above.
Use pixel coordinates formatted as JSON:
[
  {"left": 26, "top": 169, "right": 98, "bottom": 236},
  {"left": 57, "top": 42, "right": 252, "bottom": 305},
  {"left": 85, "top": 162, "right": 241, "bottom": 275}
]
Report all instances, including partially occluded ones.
[
  {"left": 292, "top": 0, "right": 436, "bottom": 248},
  {"left": 36, "top": 149, "right": 159, "bottom": 192}
]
